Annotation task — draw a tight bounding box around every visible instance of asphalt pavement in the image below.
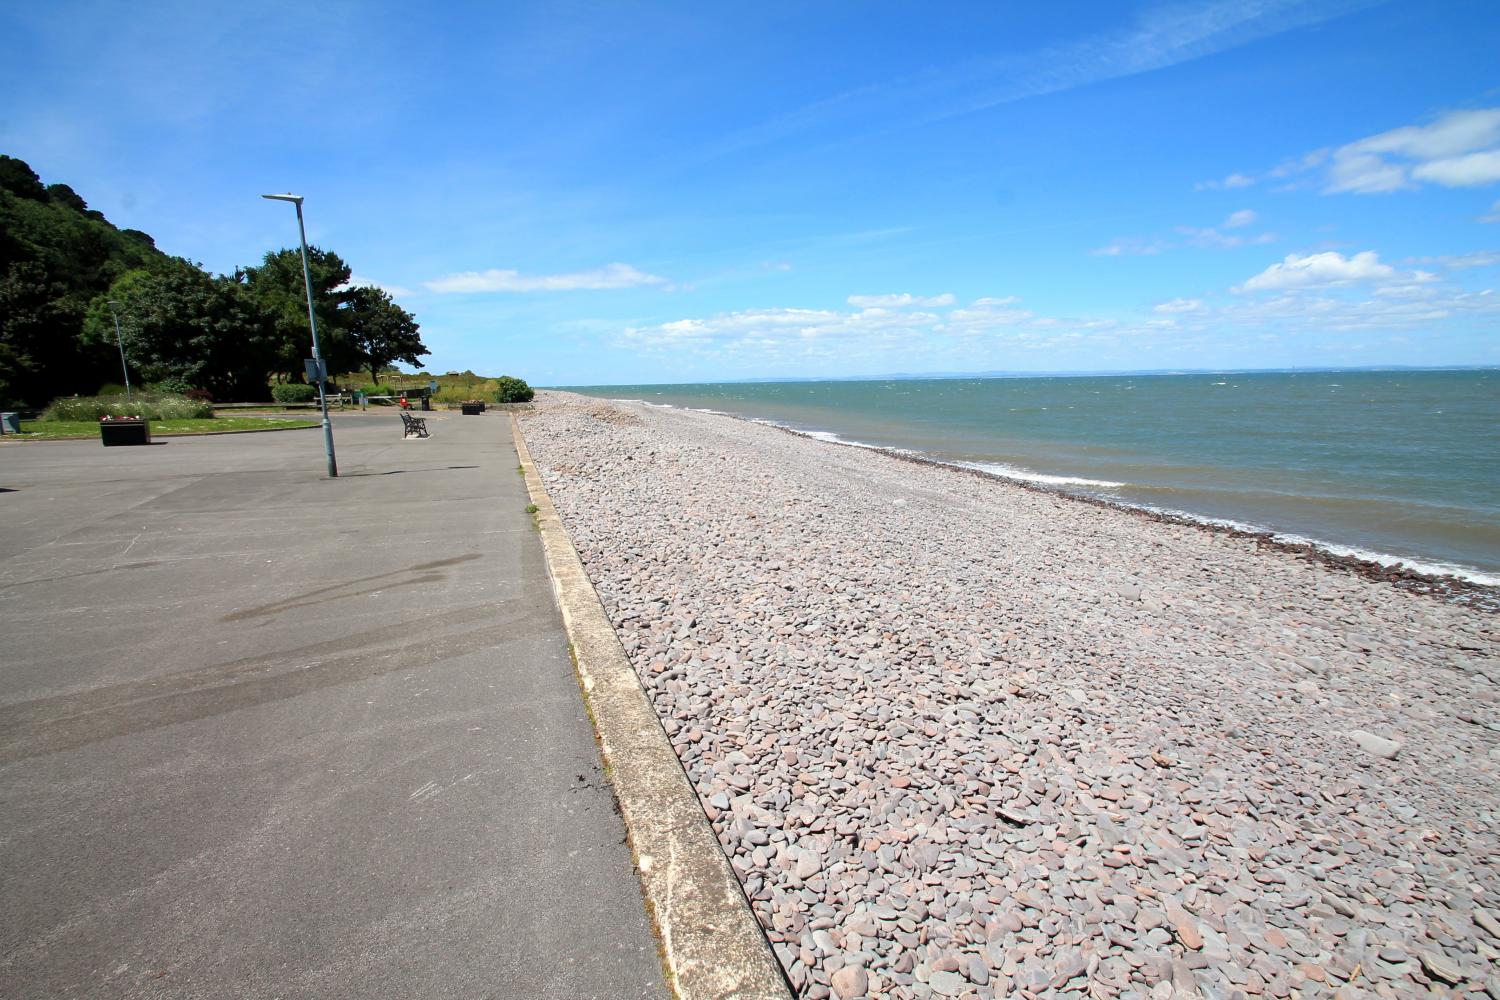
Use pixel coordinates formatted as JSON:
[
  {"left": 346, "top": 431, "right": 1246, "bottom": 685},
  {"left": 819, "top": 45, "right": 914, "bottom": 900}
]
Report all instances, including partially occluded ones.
[{"left": 0, "top": 410, "right": 666, "bottom": 999}]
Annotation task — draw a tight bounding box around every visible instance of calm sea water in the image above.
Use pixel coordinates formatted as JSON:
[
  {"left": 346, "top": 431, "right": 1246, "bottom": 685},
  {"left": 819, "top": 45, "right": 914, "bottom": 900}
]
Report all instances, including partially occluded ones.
[{"left": 565, "top": 371, "right": 1500, "bottom": 584}]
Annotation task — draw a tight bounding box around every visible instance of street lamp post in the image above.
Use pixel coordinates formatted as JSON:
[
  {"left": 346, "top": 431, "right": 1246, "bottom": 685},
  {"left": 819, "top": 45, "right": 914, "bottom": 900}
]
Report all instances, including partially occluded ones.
[
  {"left": 105, "top": 299, "right": 132, "bottom": 399},
  {"left": 262, "top": 192, "right": 337, "bottom": 478}
]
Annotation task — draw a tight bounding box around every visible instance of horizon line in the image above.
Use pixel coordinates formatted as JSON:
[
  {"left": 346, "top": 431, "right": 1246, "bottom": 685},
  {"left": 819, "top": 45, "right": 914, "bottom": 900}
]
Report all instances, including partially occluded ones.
[{"left": 545, "top": 363, "right": 1499, "bottom": 389}]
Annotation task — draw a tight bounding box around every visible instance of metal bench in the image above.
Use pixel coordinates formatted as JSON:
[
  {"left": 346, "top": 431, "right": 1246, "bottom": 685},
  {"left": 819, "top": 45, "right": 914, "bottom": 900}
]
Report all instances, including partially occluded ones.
[{"left": 400, "top": 411, "right": 429, "bottom": 438}]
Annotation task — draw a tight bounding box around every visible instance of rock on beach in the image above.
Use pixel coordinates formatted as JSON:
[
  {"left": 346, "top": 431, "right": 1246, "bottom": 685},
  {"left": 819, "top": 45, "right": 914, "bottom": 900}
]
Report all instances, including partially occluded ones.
[{"left": 520, "top": 392, "right": 1500, "bottom": 1000}]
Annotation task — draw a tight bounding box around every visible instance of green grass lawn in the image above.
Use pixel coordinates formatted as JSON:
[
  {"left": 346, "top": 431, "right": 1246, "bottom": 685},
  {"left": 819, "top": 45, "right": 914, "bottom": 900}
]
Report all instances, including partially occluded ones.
[{"left": 9, "top": 418, "right": 320, "bottom": 440}]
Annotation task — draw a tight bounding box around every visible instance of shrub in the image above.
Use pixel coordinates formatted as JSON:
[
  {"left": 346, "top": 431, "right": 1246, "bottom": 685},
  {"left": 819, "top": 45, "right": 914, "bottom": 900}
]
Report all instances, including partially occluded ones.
[
  {"left": 149, "top": 376, "right": 194, "bottom": 396},
  {"left": 494, "top": 376, "right": 534, "bottom": 403},
  {"left": 270, "top": 383, "right": 318, "bottom": 404},
  {"left": 42, "top": 393, "right": 213, "bottom": 421},
  {"left": 185, "top": 388, "right": 214, "bottom": 402}
]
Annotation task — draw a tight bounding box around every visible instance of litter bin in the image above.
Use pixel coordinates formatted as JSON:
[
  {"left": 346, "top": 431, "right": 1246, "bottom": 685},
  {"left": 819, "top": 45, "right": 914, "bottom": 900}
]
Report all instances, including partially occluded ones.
[{"left": 0, "top": 412, "right": 19, "bottom": 435}]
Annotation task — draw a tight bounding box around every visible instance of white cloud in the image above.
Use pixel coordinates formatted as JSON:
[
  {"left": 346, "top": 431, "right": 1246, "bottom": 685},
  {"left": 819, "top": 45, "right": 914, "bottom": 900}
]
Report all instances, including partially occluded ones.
[
  {"left": 1230, "top": 251, "right": 1441, "bottom": 293},
  {"left": 945, "top": 298, "right": 1036, "bottom": 334},
  {"left": 425, "top": 262, "right": 667, "bottom": 293},
  {"left": 342, "top": 274, "right": 415, "bottom": 298},
  {"left": 1410, "top": 149, "right": 1500, "bottom": 187},
  {"left": 1090, "top": 238, "right": 1167, "bottom": 257},
  {"left": 1154, "top": 297, "right": 1204, "bottom": 313},
  {"left": 1405, "top": 250, "right": 1500, "bottom": 270},
  {"left": 1482, "top": 200, "right": 1500, "bottom": 224},
  {"left": 1177, "top": 225, "right": 1275, "bottom": 250},
  {"left": 1352, "top": 108, "right": 1500, "bottom": 161},
  {"left": 1325, "top": 152, "right": 1408, "bottom": 193},
  {"left": 1210, "top": 107, "right": 1500, "bottom": 197},
  {"left": 1195, "top": 172, "right": 1255, "bottom": 191},
  {"left": 609, "top": 263, "right": 1499, "bottom": 368},
  {"left": 1324, "top": 108, "right": 1500, "bottom": 194},
  {"left": 619, "top": 305, "right": 941, "bottom": 354},
  {"left": 1100, "top": 211, "right": 1273, "bottom": 257},
  {"left": 846, "top": 292, "right": 956, "bottom": 308}
]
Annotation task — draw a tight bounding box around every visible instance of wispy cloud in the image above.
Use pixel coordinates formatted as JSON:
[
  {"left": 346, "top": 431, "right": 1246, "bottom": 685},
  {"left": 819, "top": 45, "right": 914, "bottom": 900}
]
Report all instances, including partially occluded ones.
[
  {"left": 1232, "top": 250, "right": 1433, "bottom": 293},
  {"left": 425, "top": 262, "right": 667, "bottom": 294},
  {"left": 706, "top": 0, "right": 1377, "bottom": 159},
  {"left": 1327, "top": 108, "right": 1500, "bottom": 193},
  {"left": 1195, "top": 172, "right": 1256, "bottom": 191},
  {"left": 343, "top": 274, "right": 415, "bottom": 298},
  {"left": 1404, "top": 250, "right": 1500, "bottom": 270},
  {"left": 1091, "top": 237, "right": 1170, "bottom": 257},
  {"left": 1176, "top": 225, "right": 1276, "bottom": 250},
  {"left": 1207, "top": 107, "right": 1500, "bottom": 195},
  {"left": 1154, "top": 297, "right": 1205, "bottom": 313},
  {"left": 1095, "top": 210, "right": 1273, "bottom": 256},
  {"left": 846, "top": 292, "right": 955, "bottom": 308}
]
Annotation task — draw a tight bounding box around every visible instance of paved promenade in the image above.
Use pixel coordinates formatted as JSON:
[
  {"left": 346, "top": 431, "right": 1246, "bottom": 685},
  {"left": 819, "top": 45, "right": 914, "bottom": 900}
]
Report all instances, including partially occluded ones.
[{"left": 0, "top": 411, "right": 666, "bottom": 999}]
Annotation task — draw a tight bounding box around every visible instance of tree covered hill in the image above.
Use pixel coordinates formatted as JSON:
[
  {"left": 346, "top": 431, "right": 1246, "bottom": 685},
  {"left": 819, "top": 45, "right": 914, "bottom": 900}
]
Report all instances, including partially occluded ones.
[{"left": 0, "top": 155, "right": 428, "bottom": 408}]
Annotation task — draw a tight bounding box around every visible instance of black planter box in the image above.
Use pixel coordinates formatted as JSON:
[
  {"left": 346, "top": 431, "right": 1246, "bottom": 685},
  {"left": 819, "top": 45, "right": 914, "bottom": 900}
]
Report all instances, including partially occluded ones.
[
  {"left": 461, "top": 402, "right": 484, "bottom": 415},
  {"left": 100, "top": 419, "right": 151, "bottom": 446}
]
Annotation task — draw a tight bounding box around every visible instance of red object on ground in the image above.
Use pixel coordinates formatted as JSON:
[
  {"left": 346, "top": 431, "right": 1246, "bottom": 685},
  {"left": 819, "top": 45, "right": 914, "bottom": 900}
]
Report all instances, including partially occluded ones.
[{"left": 399, "top": 396, "right": 409, "bottom": 409}]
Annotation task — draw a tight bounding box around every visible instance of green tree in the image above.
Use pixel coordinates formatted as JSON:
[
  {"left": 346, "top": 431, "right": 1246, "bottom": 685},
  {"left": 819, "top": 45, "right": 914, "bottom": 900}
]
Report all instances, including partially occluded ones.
[
  {"left": 342, "top": 285, "right": 428, "bottom": 385},
  {"left": 238, "top": 246, "right": 352, "bottom": 383},
  {"left": 0, "top": 155, "right": 169, "bottom": 405},
  {"left": 84, "top": 260, "right": 277, "bottom": 400}
]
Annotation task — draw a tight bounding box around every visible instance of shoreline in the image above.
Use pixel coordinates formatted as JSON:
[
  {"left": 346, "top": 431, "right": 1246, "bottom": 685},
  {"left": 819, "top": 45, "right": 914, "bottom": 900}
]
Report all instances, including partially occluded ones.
[
  {"left": 626, "top": 397, "right": 1500, "bottom": 611},
  {"left": 521, "top": 391, "right": 1499, "bottom": 999},
  {"left": 806, "top": 430, "right": 1500, "bottom": 614}
]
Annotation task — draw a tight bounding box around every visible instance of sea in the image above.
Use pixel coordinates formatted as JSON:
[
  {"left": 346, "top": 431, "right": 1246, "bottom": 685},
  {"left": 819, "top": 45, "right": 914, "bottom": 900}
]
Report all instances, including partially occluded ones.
[{"left": 564, "top": 369, "right": 1500, "bottom": 586}]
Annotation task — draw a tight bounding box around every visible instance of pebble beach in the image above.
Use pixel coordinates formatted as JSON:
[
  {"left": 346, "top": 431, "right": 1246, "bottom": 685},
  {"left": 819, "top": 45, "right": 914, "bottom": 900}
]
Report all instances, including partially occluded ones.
[{"left": 519, "top": 391, "right": 1500, "bottom": 1000}]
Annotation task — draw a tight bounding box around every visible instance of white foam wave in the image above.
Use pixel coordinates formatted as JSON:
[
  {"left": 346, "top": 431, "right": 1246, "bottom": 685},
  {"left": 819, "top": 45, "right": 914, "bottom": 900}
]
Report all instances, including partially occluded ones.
[
  {"left": 1134, "top": 504, "right": 1500, "bottom": 587},
  {"left": 1277, "top": 536, "right": 1500, "bottom": 587},
  {"left": 959, "top": 461, "right": 1126, "bottom": 490}
]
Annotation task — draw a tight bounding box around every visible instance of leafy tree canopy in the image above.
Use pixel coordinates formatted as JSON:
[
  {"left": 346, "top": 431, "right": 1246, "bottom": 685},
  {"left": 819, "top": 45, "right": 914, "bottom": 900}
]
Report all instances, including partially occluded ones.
[
  {"left": 343, "top": 285, "right": 428, "bottom": 386},
  {"left": 85, "top": 259, "right": 276, "bottom": 401},
  {"left": 1, "top": 156, "right": 171, "bottom": 405},
  {"left": 237, "top": 246, "right": 354, "bottom": 382}
]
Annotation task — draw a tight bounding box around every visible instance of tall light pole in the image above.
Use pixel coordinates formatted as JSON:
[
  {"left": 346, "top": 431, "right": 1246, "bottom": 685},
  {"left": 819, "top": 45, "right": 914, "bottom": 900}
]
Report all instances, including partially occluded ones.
[
  {"left": 106, "top": 299, "right": 132, "bottom": 399},
  {"left": 262, "top": 192, "right": 337, "bottom": 478}
]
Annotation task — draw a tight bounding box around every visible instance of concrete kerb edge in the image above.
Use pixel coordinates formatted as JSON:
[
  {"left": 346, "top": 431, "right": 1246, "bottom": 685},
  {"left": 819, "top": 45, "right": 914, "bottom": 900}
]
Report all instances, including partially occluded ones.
[{"left": 510, "top": 415, "right": 791, "bottom": 1000}]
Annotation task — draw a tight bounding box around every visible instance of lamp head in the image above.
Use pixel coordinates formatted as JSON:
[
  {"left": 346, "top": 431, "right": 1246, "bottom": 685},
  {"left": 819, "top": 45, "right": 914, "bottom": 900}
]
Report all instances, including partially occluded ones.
[{"left": 261, "top": 193, "right": 304, "bottom": 204}]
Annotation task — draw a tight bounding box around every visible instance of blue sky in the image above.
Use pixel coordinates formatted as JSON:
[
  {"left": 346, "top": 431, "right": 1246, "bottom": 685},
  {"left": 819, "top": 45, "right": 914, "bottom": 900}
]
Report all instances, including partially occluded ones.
[{"left": 3, "top": 0, "right": 1498, "bottom": 384}]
